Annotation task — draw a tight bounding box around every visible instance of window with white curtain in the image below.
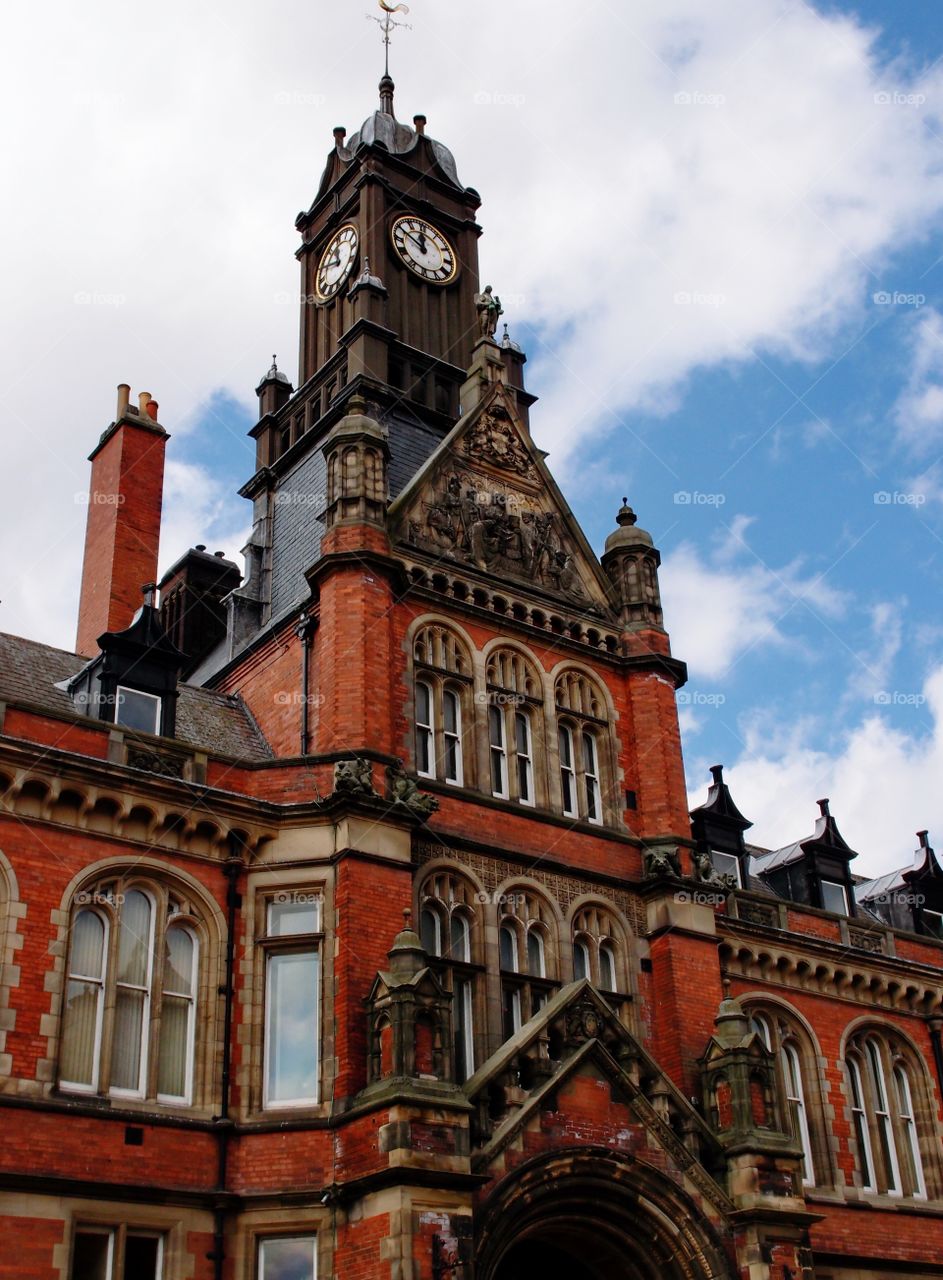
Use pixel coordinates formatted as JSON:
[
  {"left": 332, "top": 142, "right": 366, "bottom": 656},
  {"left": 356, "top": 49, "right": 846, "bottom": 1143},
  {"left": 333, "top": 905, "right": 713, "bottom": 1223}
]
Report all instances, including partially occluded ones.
[
  {"left": 60, "top": 880, "right": 200, "bottom": 1106},
  {"left": 846, "top": 1032, "right": 929, "bottom": 1199}
]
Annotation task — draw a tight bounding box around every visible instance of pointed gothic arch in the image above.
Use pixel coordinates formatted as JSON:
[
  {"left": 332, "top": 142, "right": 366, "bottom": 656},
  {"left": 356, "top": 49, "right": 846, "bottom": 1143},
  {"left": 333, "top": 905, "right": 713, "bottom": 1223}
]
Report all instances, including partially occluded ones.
[{"left": 476, "top": 1147, "right": 732, "bottom": 1280}]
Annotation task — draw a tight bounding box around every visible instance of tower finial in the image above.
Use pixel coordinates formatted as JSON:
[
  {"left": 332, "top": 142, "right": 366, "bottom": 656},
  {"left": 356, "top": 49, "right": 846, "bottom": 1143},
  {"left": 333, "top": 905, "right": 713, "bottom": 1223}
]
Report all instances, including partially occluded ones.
[{"left": 368, "top": 0, "right": 411, "bottom": 86}]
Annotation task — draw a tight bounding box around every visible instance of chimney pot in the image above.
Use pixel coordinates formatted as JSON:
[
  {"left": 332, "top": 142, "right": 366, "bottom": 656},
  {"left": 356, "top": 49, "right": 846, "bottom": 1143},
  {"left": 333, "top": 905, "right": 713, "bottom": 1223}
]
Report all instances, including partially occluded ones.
[
  {"left": 196, "top": 544, "right": 207, "bottom": 552},
  {"left": 145, "top": 399, "right": 159, "bottom": 421},
  {"left": 117, "top": 383, "right": 131, "bottom": 418},
  {"left": 413, "top": 114, "right": 426, "bottom": 134},
  {"left": 214, "top": 550, "right": 225, "bottom": 558},
  {"left": 138, "top": 392, "right": 152, "bottom": 414},
  {"left": 333, "top": 126, "right": 347, "bottom": 144}
]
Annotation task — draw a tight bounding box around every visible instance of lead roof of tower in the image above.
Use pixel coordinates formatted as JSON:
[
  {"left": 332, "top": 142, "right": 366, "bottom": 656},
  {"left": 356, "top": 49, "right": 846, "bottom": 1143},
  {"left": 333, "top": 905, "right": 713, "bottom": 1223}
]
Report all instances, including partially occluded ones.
[
  {"left": 604, "top": 499, "right": 654, "bottom": 552},
  {"left": 337, "top": 78, "right": 464, "bottom": 189}
]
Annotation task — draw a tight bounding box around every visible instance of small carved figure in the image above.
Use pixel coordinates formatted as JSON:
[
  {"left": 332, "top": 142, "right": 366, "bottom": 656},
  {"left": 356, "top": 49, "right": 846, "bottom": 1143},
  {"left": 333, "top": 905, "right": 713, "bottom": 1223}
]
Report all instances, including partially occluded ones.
[
  {"left": 692, "top": 847, "right": 725, "bottom": 885},
  {"left": 475, "top": 285, "right": 503, "bottom": 338},
  {"left": 643, "top": 845, "right": 681, "bottom": 879},
  {"left": 549, "top": 550, "right": 586, "bottom": 600},
  {"left": 387, "top": 759, "right": 439, "bottom": 817},
  {"left": 333, "top": 757, "right": 375, "bottom": 795}
]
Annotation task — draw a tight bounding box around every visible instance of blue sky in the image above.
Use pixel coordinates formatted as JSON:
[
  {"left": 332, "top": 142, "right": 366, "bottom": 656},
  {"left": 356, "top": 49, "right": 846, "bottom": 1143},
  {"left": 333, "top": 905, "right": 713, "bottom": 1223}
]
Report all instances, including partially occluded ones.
[{"left": 4, "top": 0, "right": 943, "bottom": 873}]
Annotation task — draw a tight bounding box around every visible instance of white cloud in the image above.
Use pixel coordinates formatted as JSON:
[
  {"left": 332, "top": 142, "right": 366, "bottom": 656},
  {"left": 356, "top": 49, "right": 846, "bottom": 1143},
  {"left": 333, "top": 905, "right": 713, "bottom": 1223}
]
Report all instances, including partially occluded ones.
[
  {"left": 693, "top": 665, "right": 943, "bottom": 875},
  {"left": 661, "top": 519, "right": 849, "bottom": 679},
  {"left": 1, "top": 0, "right": 942, "bottom": 650},
  {"left": 893, "top": 307, "right": 943, "bottom": 451},
  {"left": 161, "top": 459, "right": 251, "bottom": 574}
]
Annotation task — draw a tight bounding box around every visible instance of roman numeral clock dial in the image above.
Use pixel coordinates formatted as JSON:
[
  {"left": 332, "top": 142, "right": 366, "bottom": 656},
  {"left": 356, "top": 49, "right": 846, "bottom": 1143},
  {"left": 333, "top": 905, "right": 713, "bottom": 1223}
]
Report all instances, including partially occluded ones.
[
  {"left": 315, "top": 224, "right": 359, "bottom": 301},
  {"left": 390, "top": 216, "right": 457, "bottom": 283}
]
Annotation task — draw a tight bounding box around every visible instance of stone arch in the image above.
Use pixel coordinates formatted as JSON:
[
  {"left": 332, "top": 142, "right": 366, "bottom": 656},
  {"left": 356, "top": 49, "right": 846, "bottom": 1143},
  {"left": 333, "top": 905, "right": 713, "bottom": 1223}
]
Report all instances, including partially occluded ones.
[{"left": 476, "top": 1146, "right": 732, "bottom": 1280}]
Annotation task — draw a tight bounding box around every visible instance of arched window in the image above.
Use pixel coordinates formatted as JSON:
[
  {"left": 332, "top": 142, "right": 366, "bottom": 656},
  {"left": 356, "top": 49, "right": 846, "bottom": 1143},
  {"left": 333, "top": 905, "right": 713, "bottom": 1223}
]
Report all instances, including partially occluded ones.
[
  {"left": 60, "top": 877, "right": 202, "bottom": 1106},
  {"left": 573, "top": 938, "right": 591, "bottom": 981},
  {"left": 418, "top": 871, "right": 481, "bottom": 1082},
  {"left": 413, "top": 625, "right": 472, "bottom": 787},
  {"left": 498, "top": 889, "right": 559, "bottom": 1041},
  {"left": 845, "top": 1030, "right": 929, "bottom": 1199},
  {"left": 894, "top": 1064, "right": 927, "bottom": 1198},
  {"left": 747, "top": 1006, "right": 823, "bottom": 1188},
  {"left": 527, "top": 929, "right": 546, "bottom": 978},
  {"left": 570, "top": 905, "right": 626, "bottom": 998},
  {"left": 486, "top": 648, "right": 543, "bottom": 807},
  {"left": 599, "top": 941, "right": 617, "bottom": 992},
  {"left": 555, "top": 671, "right": 608, "bottom": 825}
]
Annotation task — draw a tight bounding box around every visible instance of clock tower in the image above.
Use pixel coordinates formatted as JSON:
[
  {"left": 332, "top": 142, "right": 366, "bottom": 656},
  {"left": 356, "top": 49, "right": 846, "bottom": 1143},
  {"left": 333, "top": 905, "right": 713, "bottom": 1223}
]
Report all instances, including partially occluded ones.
[{"left": 237, "top": 75, "right": 499, "bottom": 635}]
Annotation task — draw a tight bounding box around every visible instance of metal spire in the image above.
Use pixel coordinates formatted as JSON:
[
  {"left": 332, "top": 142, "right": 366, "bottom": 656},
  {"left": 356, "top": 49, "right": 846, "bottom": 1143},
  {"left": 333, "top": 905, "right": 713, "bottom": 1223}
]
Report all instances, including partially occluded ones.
[{"left": 368, "top": 0, "right": 411, "bottom": 80}]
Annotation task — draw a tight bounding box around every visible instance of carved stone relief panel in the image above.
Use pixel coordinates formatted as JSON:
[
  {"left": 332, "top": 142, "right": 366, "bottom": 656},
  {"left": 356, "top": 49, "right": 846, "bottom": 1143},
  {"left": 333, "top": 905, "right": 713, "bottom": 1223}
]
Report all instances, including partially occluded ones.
[{"left": 405, "top": 467, "right": 591, "bottom": 605}]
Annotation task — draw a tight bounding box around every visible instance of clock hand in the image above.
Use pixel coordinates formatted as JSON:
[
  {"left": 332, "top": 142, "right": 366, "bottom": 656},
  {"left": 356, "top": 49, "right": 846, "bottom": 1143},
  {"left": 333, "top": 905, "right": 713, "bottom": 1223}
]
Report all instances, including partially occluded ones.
[{"left": 403, "top": 230, "right": 428, "bottom": 256}]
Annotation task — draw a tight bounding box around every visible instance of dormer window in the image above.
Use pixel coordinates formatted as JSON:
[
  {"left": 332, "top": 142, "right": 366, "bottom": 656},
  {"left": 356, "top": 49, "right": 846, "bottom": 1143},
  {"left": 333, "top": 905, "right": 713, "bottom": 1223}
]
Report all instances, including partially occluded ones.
[
  {"left": 63, "top": 589, "right": 184, "bottom": 740},
  {"left": 711, "top": 849, "right": 742, "bottom": 887},
  {"left": 115, "top": 686, "right": 162, "bottom": 735},
  {"left": 923, "top": 909, "right": 943, "bottom": 939},
  {"left": 820, "top": 879, "right": 849, "bottom": 915}
]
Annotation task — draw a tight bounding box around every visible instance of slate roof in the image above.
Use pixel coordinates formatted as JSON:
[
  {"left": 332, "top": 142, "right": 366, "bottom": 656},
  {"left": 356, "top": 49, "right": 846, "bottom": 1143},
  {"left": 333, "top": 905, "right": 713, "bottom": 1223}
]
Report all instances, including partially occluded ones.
[{"left": 0, "top": 632, "right": 271, "bottom": 763}]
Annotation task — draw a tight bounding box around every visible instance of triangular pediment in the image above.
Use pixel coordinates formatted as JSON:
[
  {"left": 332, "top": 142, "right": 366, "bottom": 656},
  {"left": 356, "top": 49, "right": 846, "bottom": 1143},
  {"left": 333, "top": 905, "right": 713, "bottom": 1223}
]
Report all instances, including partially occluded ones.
[
  {"left": 463, "top": 980, "right": 730, "bottom": 1215},
  {"left": 389, "top": 382, "right": 617, "bottom": 616}
]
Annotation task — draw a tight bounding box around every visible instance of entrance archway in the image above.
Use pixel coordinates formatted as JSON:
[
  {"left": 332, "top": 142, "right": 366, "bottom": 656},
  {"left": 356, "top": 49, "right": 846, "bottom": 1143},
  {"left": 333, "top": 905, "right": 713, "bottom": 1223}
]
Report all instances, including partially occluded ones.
[{"left": 477, "top": 1147, "right": 732, "bottom": 1280}]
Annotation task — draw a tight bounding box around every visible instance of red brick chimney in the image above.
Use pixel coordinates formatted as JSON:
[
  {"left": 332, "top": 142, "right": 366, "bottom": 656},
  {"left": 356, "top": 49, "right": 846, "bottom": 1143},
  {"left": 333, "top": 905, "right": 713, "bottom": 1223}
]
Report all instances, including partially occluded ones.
[{"left": 75, "top": 385, "right": 169, "bottom": 658}]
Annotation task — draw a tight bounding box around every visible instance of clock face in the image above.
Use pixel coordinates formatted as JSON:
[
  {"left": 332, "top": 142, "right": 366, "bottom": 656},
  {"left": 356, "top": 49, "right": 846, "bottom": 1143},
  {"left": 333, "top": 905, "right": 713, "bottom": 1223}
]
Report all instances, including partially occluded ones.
[
  {"left": 316, "top": 224, "right": 358, "bottom": 300},
  {"left": 390, "top": 216, "right": 458, "bottom": 284}
]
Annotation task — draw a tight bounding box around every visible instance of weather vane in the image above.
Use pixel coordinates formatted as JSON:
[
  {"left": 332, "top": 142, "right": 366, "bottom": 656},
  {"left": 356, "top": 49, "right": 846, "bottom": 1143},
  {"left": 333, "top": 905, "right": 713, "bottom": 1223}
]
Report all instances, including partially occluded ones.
[{"left": 368, "top": 0, "right": 411, "bottom": 77}]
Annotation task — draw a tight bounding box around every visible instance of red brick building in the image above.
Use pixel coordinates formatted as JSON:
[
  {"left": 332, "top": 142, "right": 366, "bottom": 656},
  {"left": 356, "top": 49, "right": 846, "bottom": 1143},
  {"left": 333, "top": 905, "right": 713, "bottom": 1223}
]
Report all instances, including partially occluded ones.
[{"left": 1, "top": 71, "right": 943, "bottom": 1280}]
